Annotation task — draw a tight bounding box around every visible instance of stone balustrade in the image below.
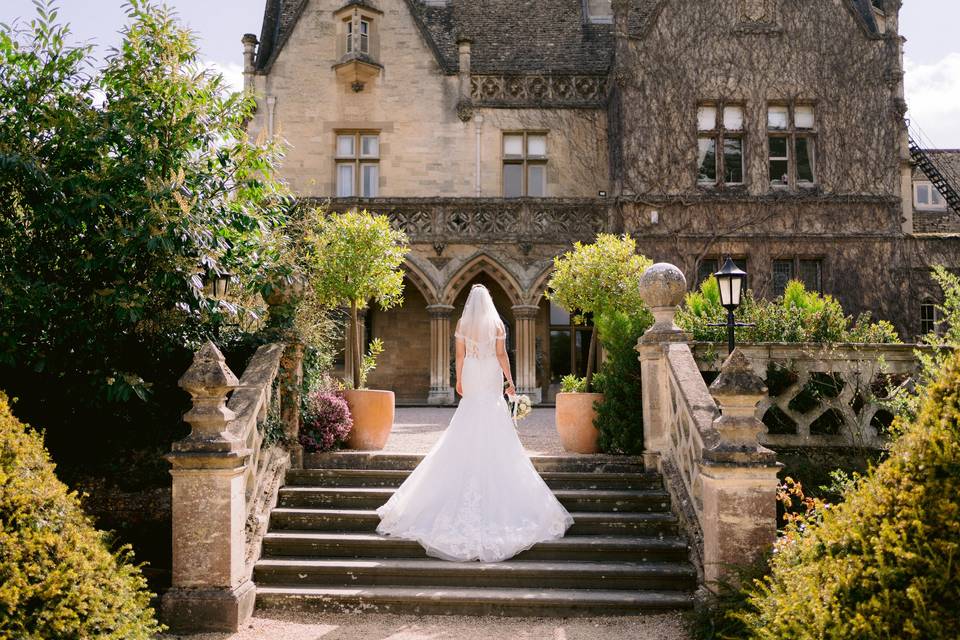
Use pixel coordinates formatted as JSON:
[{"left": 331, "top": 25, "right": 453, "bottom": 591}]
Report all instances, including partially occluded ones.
[
  {"left": 693, "top": 342, "right": 923, "bottom": 449},
  {"left": 163, "top": 340, "right": 296, "bottom": 633},
  {"left": 316, "top": 197, "right": 611, "bottom": 244},
  {"left": 638, "top": 263, "right": 780, "bottom": 587}
]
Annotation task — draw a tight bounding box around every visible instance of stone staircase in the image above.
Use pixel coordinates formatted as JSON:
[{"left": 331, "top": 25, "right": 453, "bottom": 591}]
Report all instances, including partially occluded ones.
[{"left": 253, "top": 452, "right": 697, "bottom": 617}]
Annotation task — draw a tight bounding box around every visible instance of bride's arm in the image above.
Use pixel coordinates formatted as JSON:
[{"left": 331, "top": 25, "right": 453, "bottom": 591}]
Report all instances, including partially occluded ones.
[
  {"left": 455, "top": 337, "right": 465, "bottom": 396},
  {"left": 495, "top": 330, "right": 516, "bottom": 397}
]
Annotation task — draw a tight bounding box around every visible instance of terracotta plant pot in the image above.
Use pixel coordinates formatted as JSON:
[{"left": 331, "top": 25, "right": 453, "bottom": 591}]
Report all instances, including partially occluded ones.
[
  {"left": 555, "top": 392, "right": 604, "bottom": 454},
  {"left": 343, "top": 389, "right": 395, "bottom": 450}
]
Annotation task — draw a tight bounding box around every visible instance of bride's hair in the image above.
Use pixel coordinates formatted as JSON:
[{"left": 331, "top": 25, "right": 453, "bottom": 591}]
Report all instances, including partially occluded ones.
[{"left": 456, "top": 284, "right": 505, "bottom": 347}]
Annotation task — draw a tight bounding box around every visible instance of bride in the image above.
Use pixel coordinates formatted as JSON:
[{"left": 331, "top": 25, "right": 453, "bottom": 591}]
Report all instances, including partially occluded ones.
[{"left": 376, "top": 284, "right": 574, "bottom": 562}]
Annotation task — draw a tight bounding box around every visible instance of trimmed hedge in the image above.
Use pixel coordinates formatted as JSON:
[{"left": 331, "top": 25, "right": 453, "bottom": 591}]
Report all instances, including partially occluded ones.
[
  {"left": 735, "top": 352, "right": 960, "bottom": 639},
  {"left": 0, "top": 392, "right": 161, "bottom": 639}
]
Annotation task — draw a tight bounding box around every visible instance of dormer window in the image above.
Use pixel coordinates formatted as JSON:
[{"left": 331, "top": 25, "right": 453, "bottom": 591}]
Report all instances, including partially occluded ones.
[
  {"left": 333, "top": 2, "right": 383, "bottom": 91},
  {"left": 346, "top": 18, "right": 370, "bottom": 54},
  {"left": 585, "top": 0, "right": 613, "bottom": 24}
]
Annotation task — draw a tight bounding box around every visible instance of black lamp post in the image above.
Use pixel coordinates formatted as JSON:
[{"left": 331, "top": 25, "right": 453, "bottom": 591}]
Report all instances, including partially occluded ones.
[{"left": 712, "top": 257, "right": 750, "bottom": 354}]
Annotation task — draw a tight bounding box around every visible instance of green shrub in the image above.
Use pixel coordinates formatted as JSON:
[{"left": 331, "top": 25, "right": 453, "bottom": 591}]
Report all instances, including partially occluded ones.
[
  {"left": 677, "top": 278, "right": 900, "bottom": 344},
  {"left": 733, "top": 351, "right": 960, "bottom": 640},
  {"left": 593, "top": 309, "right": 653, "bottom": 454},
  {"left": 560, "top": 374, "right": 587, "bottom": 393},
  {"left": 0, "top": 393, "right": 161, "bottom": 639}
]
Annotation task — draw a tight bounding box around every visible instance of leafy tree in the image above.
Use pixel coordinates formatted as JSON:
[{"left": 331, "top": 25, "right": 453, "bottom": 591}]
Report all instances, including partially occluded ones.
[
  {"left": 677, "top": 278, "right": 900, "bottom": 345},
  {"left": 733, "top": 349, "right": 960, "bottom": 640},
  {"left": 0, "top": 392, "right": 162, "bottom": 639},
  {"left": 305, "top": 210, "right": 408, "bottom": 389},
  {"left": 546, "top": 234, "right": 651, "bottom": 392},
  {"left": 0, "top": 1, "right": 290, "bottom": 475}
]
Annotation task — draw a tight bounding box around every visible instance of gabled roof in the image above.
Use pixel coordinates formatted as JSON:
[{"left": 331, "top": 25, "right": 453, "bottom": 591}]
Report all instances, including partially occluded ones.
[{"left": 252, "top": 0, "right": 881, "bottom": 75}]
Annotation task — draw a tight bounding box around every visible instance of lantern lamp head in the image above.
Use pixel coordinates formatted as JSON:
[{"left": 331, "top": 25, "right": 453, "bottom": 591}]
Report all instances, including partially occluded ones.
[{"left": 714, "top": 257, "right": 747, "bottom": 311}]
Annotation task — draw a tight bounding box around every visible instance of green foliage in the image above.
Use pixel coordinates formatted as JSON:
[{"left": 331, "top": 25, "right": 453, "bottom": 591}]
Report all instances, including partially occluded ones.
[
  {"left": 305, "top": 209, "right": 408, "bottom": 388},
  {"left": 0, "top": 1, "right": 293, "bottom": 478},
  {"left": 560, "top": 374, "right": 587, "bottom": 393},
  {"left": 547, "top": 234, "right": 652, "bottom": 391},
  {"left": 592, "top": 309, "right": 653, "bottom": 454},
  {"left": 677, "top": 278, "right": 900, "bottom": 345},
  {"left": 733, "top": 351, "right": 960, "bottom": 640},
  {"left": 356, "top": 338, "right": 384, "bottom": 390},
  {"left": 0, "top": 392, "right": 162, "bottom": 639}
]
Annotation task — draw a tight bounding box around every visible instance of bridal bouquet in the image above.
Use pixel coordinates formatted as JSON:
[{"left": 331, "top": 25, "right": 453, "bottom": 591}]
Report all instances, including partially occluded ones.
[{"left": 508, "top": 394, "right": 532, "bottom": 428}]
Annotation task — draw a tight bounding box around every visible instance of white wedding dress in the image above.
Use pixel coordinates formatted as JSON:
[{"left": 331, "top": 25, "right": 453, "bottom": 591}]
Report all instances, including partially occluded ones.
[{"left": 376, "top": 295, "right": 573, "bottom": 562}]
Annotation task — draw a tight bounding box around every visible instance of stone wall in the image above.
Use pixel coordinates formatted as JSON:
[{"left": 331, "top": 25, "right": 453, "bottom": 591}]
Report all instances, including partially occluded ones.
[
  {"left": 613, "top": 0, "right": 905, "bottom": 198},
  {"left": 247, "top": 0, "right": 608, "bottom": 199}
]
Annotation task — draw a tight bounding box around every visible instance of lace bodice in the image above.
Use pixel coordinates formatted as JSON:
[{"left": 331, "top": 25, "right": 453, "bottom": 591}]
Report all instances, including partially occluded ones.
[{"left": 456, "top": 333, "right": 505, "bottom": 359}]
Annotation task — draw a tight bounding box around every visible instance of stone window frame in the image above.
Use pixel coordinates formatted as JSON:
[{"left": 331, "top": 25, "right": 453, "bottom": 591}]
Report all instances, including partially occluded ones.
[
  {"left": 920, "top": 300, "right": 939, "bottom": 336},
  {"left": 502, "top": 131, "right": 549, "bottom": 198},
  {"left": 696, "top": 101, "right": 746, "bottom": 190},
  {"left": 335, "top": 4, "right": 381, "bottom": 61},
  {"left": 914, "top": 181, "right": 948, "bottom": 211},
  {"left": 335, "top": 130, "right": 380, "bottom": 198},
  {"left": 771, "top": 256, "right": 823, "bottom": 297},
  {"left": 766, "top": 101, "right": 818, "bottom": 191},
  {"left": 696, "top": 256, "right": 749, "bottom": 289}
]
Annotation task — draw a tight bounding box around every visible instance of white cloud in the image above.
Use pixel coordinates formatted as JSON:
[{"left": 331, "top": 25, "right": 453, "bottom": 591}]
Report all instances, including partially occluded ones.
[
  {"left": 905, "top": 53, "right": 960, "bottom": 148},
  {"left": 205, "top": 60, "right": 245, "bottom": 95}
]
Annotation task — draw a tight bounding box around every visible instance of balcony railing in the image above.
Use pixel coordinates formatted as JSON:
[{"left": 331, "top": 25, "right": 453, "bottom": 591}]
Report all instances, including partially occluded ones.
[{"left": 315, "top": 197, "right": 612, "bottom": 243}]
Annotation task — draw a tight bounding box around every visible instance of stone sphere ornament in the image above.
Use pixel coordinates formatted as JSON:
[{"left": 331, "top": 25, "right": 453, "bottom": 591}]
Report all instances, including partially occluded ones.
[{"left": 638, "top": 263, "right": 687, "bottom": 332}]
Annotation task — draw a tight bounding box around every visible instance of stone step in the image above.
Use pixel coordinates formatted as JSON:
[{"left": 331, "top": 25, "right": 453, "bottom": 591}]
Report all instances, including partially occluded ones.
[
  {"left": 285, "top": 468, "right": 663, "bottom": 491},
  {"left": 254, "top": 584, "right": 694, "bottom": 617},
  {"left": 254, "top": 557, "right": 697, "bottom": 591},
  {"left": 304, "top": 452, "right": 647, "bottom": 474},
  {"left": 269, "top": 508, "right": 680, "bottom": 536},
  {"left": 277, "top": 486, "right": 672, "bottom": 513},
  {"left": 262, "top": 532, "right": 690, "bottom": 563}
]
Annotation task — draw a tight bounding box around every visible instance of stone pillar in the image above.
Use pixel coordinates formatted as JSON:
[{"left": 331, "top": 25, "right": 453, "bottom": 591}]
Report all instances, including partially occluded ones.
[
  {"left": 636, "top": 263, "right": 690, "bottom": 458},
  {"left": 427, "top": 304, "right": 455, "bottom": 405},
  {"left": 456, "top": 38, "right": 473, "bottom": 122},
  {"left": 163, "top": 342, "right": 255, "bottom": 633},
  {"left": 512, "top": 304, "right": 542, "bottom": 404},
  {"left": 702, "top": 349, "right": 781, "bottom": 587}
]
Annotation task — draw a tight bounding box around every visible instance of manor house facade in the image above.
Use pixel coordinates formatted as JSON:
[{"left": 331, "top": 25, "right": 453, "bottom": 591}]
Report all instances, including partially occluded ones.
[{"left": 243, "top": 0, "right": 960, "bottom": 405}]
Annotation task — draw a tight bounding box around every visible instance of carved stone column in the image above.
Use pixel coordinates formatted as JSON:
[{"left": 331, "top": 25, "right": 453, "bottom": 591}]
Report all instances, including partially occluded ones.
[
  {"left": 512, "top": 304, "right": 542, "bottom": 404},
  {"left": 427, "top": 304, "right": 455, "bottom": 405},
  {"left": 163, "top": 342, "right": 255, "bottom": 632},
  {"left": 637, "top": 263, "right": 690, "bottom": 461},
  {"left": 702, "top": 349, "right": 781, "bottom": 587}
]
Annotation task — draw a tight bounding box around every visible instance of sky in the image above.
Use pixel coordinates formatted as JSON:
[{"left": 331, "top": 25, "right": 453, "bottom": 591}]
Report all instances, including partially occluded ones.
[{"left": 1, "top": 0, "right": 959, "bottom": 147}]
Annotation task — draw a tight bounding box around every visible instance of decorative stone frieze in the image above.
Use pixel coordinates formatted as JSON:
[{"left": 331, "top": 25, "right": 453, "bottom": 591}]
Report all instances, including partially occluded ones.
[{"left": 470, "top": 74, "right": 608, "bottom": 108}]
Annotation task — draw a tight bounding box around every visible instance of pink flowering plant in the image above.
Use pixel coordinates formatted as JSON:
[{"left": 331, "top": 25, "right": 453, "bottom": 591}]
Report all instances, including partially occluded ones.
[{"left": 299, "top": 390, "right": 353, "bottom": 452}]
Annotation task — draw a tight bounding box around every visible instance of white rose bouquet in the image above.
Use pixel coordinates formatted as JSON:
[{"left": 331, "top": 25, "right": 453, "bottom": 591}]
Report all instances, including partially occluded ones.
[{"left": 508, "top": 394, "right": 532, "bottom": 428}]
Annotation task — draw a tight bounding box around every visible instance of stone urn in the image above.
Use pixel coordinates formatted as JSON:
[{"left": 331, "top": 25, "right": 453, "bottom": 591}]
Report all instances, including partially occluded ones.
[
  {"left": 555, "top": 392, "right": 604, "bottom": 454},
  {"left": 343, "top": 389, "right": 395, "bottom": 450}
]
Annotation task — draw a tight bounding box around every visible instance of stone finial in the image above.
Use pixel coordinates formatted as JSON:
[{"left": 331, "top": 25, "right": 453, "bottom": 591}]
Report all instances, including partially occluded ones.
[
  {"left": 638, "top": 263, "right": 687, "bottom": 333},
  {"left": 178, "top": 341, "right": 239, "bottom": 443},
  {"left": 709, "top": 348, "right": 768, "bottom": 448}
]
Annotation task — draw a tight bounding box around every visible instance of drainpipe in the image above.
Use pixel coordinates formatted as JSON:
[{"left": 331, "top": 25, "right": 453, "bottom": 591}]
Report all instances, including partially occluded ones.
[{"left": 475, "top": 114, "right": 484, "bottom": 197}]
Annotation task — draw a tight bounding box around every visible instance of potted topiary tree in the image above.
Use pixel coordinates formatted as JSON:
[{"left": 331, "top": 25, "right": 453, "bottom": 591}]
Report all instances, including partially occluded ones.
[
  {"left": 547, "top": 234, "right": 651, "bottom": 453},
  {"left": 307, "top": 210, "right": 408, "bottom": 450}
]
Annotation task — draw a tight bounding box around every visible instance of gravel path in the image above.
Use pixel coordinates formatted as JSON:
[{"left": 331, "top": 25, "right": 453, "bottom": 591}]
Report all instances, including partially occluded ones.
[
  {"left": 385, "top": 407, "right": 566, "bottom": 455},
  {"left": 160, "top": 611, "right": 691, "bottom": 640}
]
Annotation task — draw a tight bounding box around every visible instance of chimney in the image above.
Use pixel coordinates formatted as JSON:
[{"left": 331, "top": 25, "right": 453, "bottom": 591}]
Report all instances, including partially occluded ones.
[
  {"left": 456, "top": 37, "right": 474, "bottom": 121},
  {"left": 242, "top": 33, "right": 259, "bottom": 94}
]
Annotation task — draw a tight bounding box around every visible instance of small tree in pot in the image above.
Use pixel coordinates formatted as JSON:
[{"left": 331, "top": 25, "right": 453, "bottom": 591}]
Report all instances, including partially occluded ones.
[
  {"left": 307, "top": 210, "right": 408, "bottom": 450},
  {"left": 547, "top": 234, "right": 651, "bottom": 453}
]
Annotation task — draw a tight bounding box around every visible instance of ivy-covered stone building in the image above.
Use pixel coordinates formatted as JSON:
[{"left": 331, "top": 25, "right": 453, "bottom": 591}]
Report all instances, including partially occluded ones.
[{"left": 242, "top": 0, "right": 960, "bottom": 404}]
